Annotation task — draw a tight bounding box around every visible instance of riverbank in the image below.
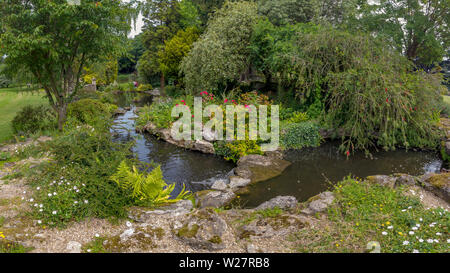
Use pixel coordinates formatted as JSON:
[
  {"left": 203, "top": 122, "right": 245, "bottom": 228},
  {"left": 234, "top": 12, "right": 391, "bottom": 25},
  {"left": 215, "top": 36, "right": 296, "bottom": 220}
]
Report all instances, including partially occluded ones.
[{"left": 0, "top": 145, "right": 448, "bottom": 253}]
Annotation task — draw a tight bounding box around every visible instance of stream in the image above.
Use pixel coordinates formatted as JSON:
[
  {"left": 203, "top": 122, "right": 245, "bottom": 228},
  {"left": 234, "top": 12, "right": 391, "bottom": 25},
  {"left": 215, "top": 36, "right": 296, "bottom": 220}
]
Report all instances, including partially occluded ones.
[{"left": 111, "top": 93, "right": 443, "bottom": 208}]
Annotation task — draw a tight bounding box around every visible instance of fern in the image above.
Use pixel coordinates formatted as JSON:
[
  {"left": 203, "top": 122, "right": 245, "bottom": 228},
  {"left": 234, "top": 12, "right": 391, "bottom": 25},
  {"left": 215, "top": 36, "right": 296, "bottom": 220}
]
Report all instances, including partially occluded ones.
[{"left": 110, "top": 161, "right": 191, "bottom": 206}]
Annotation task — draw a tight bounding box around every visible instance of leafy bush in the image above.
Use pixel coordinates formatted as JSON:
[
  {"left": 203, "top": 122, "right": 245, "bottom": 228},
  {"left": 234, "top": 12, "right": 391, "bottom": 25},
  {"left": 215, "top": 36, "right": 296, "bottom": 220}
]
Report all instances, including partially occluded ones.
[
  {"left": 136, "top": 100, "right": 175, "bottom": 129},
  {"left": 222, "top": 140, "right": 263, "bottom": 163},
  {"left": 110, "top": 161, "right": 190, "bottom": 206},
  {"left": 281, "top": 121, "right": 322, "bottom": 149},
  {"left": 136, "top": 83, "right": 153, "bottom": 92},
  {"left": 286, "top": 111, "right": 309, "bottom": 124},
  {"left": 181, "top": 1, "right": 259, "bottom": 92},
  {"left": 11, "top": 105, "right": 56, "bottom": 136},
  {"left": 251, "top": 22, "right": 445, "bottom": 152},
  {"left": 0, "top": 74, "right": 11, "bottom": 88},
  {"left": 67, "top": 99, "right": 117, "bottom": 127},
  {"left": 29, "top": 125, "right": 133, "bottom": 227}
]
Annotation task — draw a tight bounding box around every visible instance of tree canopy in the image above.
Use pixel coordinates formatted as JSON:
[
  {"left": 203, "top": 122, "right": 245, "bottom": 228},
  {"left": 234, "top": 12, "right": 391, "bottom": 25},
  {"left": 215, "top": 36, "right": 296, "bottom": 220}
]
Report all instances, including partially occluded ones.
[{"left": 0, "top": 0, "right": 134, "bottom": 129}]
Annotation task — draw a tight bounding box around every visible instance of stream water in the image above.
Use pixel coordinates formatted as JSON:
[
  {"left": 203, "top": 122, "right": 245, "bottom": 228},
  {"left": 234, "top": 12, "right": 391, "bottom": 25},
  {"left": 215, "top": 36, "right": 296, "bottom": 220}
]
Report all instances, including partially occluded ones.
[{"left": 111, "top": 93, "right": 443, "bottom": 207}]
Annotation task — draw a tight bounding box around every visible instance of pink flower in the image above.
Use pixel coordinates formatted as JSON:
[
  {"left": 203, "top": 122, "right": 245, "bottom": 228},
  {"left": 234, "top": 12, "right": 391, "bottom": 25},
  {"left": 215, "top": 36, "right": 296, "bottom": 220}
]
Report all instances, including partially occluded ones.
[{"left": 224, "top": 99, "right": 228, "bottom": 103}]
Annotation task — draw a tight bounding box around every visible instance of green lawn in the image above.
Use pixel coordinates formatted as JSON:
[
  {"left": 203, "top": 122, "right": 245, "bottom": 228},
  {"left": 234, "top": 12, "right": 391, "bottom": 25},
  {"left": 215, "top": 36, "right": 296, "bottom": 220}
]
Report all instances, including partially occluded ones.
[
  {"left": 0, "top": 87, "right": 48, "bottom": 142},
  {"left": 443, "top": 95, "right": 450, "bottom": 106}
]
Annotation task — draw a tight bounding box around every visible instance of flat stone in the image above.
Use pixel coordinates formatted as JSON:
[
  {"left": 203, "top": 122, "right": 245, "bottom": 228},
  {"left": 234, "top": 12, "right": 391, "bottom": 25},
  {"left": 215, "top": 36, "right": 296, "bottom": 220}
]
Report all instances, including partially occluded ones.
[
  {"left": 235, "top": 155, "right": 291, "bottom": 183},
  {"left": 394, "top": 173, "right": 417, "bottom": 186},
  {"left": 256, "top": 196, "right": 298, "bottom": 211},
  {"left": 420, "top": 173, "right": 450, "bottom": 203}
]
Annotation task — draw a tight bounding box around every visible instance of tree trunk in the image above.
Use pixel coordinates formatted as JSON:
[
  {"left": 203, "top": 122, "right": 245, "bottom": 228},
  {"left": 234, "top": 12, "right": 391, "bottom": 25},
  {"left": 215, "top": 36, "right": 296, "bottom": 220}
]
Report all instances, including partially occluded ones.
[
  {"left": 160, "top": 73, "right": 165, "bottom": 95},
  {"left": 57, "top": 103, "right": 67, "bottom": 131}
]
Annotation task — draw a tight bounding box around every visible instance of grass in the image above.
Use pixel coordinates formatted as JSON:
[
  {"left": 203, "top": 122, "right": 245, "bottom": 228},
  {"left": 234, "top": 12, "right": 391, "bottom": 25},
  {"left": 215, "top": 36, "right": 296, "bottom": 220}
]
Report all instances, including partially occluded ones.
[
  {"left": 290, "top": 177, "right": 449, "bottom": 253},
  {"left": 443, "top": 95, "right": 450, "bottom": 106},
  {"left": 0, "top": 87, "right": 48, "bottom": 142}
]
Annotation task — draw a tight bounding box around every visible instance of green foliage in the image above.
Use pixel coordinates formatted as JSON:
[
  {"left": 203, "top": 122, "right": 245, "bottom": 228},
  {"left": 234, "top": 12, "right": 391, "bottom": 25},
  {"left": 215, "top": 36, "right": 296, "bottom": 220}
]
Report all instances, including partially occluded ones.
[
  {"left": 83, "top": 58, "right": 119, "bottom": 86},
  {"left": 0, "top": 74, "right": 11, "bottom": 88},
  {"left": 111, "top": 161, "right": 191, "bottom": 206},
  {"left": 158, "top": 27, "right": 200, "bottom": 80},
  {"left": 11, "top": 105, "right": 56, "bottom": 136},
  {"left": 0, "top": 239, "right": 32, "bottom": 253},
  {"left": 136, "top": 100, "right": 176, "bottom": 129},
  {"left": 67, "top": 99, "right": 117, "bottom": 127},
  {"left": 181, "top": 1, "right": 259, "bottom": 93},
  {"left": 256, "top": 0, "right": 316, "bottom": 26},
  {"left": 281, "top": 121, "right": 322, "bottom": 149},
  {"left": 136, "top": 84, "right": 153, "bottom": 92},
  {"left": 353, "top": 0, "right": 449, "bottom": 67},
  {"left": 223, "top": 140, "right": 263, "bottom": 163},
  {"left": 286, "top": 111, "right": 309, "bottom": 124},
  {"left": 0, "top": 0, "right": 133, "bottom": 130},
  {"left": 326, "top": 177, "right": 450, "bottom": 253},
  {"left": 29, "top": 125, "right": 133, "bottom": 227},
  {"left": 179, "top": 0, "right": 202, "bottom": 28}
]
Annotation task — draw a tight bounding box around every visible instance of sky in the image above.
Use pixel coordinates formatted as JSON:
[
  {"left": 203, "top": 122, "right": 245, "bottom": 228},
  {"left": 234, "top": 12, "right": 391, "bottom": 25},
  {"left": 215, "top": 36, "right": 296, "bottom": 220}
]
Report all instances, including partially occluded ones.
[{"left": 124, "top": 0, "right": 144, "bottom": 38}]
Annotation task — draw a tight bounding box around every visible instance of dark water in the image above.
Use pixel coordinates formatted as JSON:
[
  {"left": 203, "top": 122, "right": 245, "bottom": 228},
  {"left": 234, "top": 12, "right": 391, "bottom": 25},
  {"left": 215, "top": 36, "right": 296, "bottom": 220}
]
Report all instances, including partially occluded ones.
[
  {"left": 111, "top": 102, "right": 235, "bottom": 197},
  {"left": 238, "top": 143, "right": 442, "bottom": 208},
  {"left": 111, "top": 93, "right": 443, "bottom": 207}
]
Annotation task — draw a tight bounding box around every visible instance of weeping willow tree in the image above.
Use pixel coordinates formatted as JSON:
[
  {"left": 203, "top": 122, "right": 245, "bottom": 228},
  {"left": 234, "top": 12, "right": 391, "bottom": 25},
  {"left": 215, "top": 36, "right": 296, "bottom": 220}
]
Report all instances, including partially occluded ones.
[{"left": 251, "top": 22, "right": 446, "bottom": 154}]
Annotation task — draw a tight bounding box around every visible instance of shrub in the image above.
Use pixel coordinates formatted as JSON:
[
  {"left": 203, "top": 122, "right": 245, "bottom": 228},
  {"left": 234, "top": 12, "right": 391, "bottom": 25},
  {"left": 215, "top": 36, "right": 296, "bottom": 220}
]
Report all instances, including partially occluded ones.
[
  {"left": 286, "top": 111, "right": 309, "bottom": 124},
  {"left": 223, "top": 140, "right": 263, "bottom": 163},
  {"left": 67, "top": 99, "right": 117, "bottom": 127},
  {"left": 136, "top": 100, "right": 175, "bottom": 129},
  {"left": 11, "top": 105, "right": 56, "bottom": 136},
  {"left": 29, "top": 125, "right": 133, "bottom": 227},
  {"left": 281, "top": 121, "right": 322, "bottom": 149},
  {"left": 136, "top": 83, "right": 153, "bottom": 92},
  {"left": 110, "top": 161, "right": 190, "bottom": 207}
]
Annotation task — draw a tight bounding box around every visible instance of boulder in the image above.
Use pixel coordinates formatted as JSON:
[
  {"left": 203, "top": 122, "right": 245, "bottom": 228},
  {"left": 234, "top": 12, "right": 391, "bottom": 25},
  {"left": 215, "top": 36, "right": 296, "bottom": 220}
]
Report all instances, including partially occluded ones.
[
  {"left": 256, "top": 196, "right": 298, "bottom": 211},
  {"left": 302, "top": 192, "right": 335, "bottom": 215},
  {"left": 235, "top": 155, "right": 291, "bottom": 183},
  {"left": 195, "top": 190, "right": 236, "bottom": 208},
  {"left": 211, "top": 179, "right": 228, "bottom": 191},
  {"left": 420, "top": 173, "right": 450, "bottom": 203},
  {"left": 193, "top": 140, "right": 215, "bottom": 154},
  {"left": 229, "top": 176, "right": 251, "bottom": 190},
  {"left": 394, "top": 173, "right": 417, "bottom": 186},
  {"left": 366, "top": 175, "right": 397, "bottom": 188},
  {"left": 175, "top": 209, "right": 228, "bottom": 250}
]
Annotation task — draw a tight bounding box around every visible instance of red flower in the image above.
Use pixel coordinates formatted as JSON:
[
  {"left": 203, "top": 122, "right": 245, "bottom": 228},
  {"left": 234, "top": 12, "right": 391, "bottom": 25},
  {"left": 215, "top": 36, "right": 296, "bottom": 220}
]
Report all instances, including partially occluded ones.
[
  {"left": 224, "top": 99, "right": 228, "bottom": 103},
  {"left": 385, "top": 88, "right": 388, "bottom": 92},
  {"left": 386, "top": 98, "right": 389, "bottom": 103},
  {"left": 346, "top": 151, "right": 350, "bottom": 156}
]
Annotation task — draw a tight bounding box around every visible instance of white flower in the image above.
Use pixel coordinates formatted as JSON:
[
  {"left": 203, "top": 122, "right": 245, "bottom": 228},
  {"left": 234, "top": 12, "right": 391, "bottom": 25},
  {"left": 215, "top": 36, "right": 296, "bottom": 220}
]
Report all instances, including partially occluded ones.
[
  {"left": 39, "top": 209, "right": 43, "bottom": 212},
  {"left": 436, "top": 232, "right": 442, "bottom": 236},
  {"left": 409, "top": 231, "right": 414, "bottom": 235},
  {"left": 39, "top": 204, "right": 43, "bottom": 208},
  {"left": 419, "top": 218, "right": 423, "bottom": 222},
  {"left": 84, "top": 200, "right": 88, "bottom": 204},
  {"left": 427, "top": 239, "right": 434, "bottom": 243},
  {"left": 447, "top": 239, "right": 450, "bottom": 243},
  {"left": 412, "top": 249, "right": 419, "bottom": 253},
  {"left": 95, "top": 233, "right": 100, "bottom": 238},
  {"left": 419, "top": 239, "right": 424, "bottom": 243},
  {"left": 434, "top": 239, "right": 439, "bottom": 243},
  {"left": 382, "top": 231, "right": 388, "bottom": 236},
  {"left": 412, "top": 227, "right": 418, "bottom": 231},
  {"left": 53, "top": 192, "right": 57, "bottom": 196},
  {"left": 74, "top": 201, "right": 78, "bottom": 204},
  {"left": 23, "top": 191, "right": 26, "bottom": 194},
  {"left": 402, "top": 241, "right": 409, "bottom": 245},
  {"left": 37, "top": 220, "right": 42, "bottom": 224},
  {"left": 36, "top": 187, "right": 40, "bottom": 190},
  {"left": 408, "top": 206, "right": 412, "bottom": 209},
  {"left": 29, "top": 198, "right": 34, "bottom": 202},
  {"left": 401, "top": 209, "right": 406, "bottom": 212},
  {"left": 52, "top": 210, "right": 57, "bottom": 215},
  {"left": 126, "top": 221, "right": 132, "bottom": 227},
  {"left": 48, "top": 193, "right": 52, "bottom": 197},
  {"left": 87, "top": 249, "right": 91, "bottom": 253},
  {"left": 387, "top": 226, "right": 393, "bottom": 229},
  {"left": 416, "top": 224, "right": 420, "bottom": 227}
]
